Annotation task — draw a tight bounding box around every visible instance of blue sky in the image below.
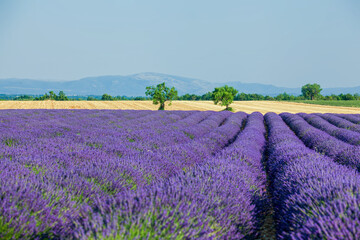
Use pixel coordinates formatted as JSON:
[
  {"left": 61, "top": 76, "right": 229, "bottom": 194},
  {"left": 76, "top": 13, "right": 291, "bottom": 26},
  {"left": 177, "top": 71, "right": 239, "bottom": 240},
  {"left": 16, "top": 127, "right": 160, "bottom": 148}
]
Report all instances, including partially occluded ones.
[{"left": 0, "top": 0, "right": 359, "bottom": 87}]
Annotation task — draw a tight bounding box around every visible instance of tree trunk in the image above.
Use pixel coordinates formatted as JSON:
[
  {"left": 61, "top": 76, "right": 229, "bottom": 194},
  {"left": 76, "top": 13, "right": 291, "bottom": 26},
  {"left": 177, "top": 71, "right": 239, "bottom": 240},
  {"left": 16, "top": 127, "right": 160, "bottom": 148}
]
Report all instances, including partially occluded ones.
[{"left": 159, "top": 102, "right": 165, "bottom": 110}]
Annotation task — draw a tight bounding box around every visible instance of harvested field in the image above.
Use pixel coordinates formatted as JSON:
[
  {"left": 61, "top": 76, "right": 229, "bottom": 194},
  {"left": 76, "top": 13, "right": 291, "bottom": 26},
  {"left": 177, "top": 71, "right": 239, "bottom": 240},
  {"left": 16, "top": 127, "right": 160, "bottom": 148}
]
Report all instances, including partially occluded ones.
[{"left": 0, "top": 100, "right": 359, "bottom": 113}]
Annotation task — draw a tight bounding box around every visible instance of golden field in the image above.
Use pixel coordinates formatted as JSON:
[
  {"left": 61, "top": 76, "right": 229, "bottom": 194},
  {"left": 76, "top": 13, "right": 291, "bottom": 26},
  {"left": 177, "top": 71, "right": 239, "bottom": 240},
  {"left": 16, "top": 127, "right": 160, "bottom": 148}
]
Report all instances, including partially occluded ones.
[{"left": 0, "top": 100, "right": 359, "bottom": 114}]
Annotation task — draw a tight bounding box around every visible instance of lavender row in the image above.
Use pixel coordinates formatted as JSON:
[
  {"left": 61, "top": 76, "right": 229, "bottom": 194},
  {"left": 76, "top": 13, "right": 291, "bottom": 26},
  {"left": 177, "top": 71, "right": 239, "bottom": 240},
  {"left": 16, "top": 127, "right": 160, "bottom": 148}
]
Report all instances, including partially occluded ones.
[
  {"left": 280, "top": 112, "right": 360, "bottom": 171},
  {"left": 317, "top": 113, "right": 360, "bottom": 134},
  {"left": 336, "top": 113, "right": 360, "bottom": 124},
  {"left": 72, "top": 112, "right": 265, "bottom": 239},
  {"left": 298, "top": 113, "right": 360, "bottom": 145},
  {"left": 265, "top": 112, "right": 360, "bottom": 239}
]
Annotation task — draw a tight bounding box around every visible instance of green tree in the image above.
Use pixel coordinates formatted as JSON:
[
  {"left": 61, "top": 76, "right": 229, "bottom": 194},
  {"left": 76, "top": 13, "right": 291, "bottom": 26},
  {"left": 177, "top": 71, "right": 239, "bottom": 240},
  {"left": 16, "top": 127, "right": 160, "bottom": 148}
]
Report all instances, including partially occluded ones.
[
  {"left": 56, "top": 91, "right": 69, "bottom": 101},
  {"left": 48, "top": 91, "right": 56, "bottom": 100},
  {"left": 264, "top": 95, "right": 274, "bottom": 100},
  {"left": 301, "top": 83, "right": 322, "bottom": 100},
  {"left": 211, "top": 85, "right": 238, "bottom": 111},
  {"left": 201, "top": 92, "right": 212, "bottom": 100},
  {"left": 35, "top": 93, "right": 50, "bottom": 100},
  {"left": 101, "top": 94, "right": 113, "bottom": 101},
  {"left": 145, "top": 82, "right": 178, "bottom": 110},
  {"left": 134, "top": 96, "right": 146, "bottom": 100},
  {"left": 13, "top": 95, "right": 34, "bottom": 101},
  {"left": 87, "top": 96, "right": 97, "bottom": 101},
  {"left": 235, "top": 92, "right": 247, "bottom": 101},
  {"left": 180, "top": 93, "right": 191, "bottom": 100},
  {"left": 341, "top": 93, "right": 355, "bottom": 101}
]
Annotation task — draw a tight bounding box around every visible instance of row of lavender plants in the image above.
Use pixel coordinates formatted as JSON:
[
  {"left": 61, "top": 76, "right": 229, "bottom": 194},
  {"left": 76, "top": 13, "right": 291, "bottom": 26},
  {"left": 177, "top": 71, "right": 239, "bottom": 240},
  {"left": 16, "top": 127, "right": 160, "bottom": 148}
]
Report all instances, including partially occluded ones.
[
  {"left": 0, "top": 110, "right": 256, "bottom": 239},
  {"left": 280, "top": 113, "right": 360, "bottom": 171},
  {"left": 318, "top": 113, "right": 360, "bottom": 133},
  {"left": 265, "top": 112, "right": 360, "bottom": 239},
  {"left": 298, "top": 113, "right": 360, "bottom": 146},
  {"left": 336, "top": 114, "right": 360, "bottom": 125}
]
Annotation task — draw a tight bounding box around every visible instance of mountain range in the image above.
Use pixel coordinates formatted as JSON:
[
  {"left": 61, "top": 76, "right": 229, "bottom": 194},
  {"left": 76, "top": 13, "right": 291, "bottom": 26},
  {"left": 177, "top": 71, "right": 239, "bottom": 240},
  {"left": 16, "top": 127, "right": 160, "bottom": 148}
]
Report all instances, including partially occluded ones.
[{"left": 0, "top": 72, "right": 359, "bottom": 97}]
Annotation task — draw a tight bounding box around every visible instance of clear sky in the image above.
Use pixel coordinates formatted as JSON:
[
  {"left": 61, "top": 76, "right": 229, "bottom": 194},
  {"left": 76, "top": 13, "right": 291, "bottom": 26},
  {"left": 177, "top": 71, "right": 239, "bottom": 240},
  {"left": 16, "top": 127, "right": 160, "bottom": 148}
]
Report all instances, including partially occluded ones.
[{"left": 0, "top": 0, "right": 359, "bottom": 87}]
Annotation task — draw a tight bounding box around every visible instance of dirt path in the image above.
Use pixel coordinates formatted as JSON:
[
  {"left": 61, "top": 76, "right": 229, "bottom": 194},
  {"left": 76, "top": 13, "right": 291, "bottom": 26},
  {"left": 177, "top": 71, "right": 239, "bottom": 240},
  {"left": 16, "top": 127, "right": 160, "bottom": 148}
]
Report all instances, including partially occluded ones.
[{"left": 0, "top": 101, "right": 358, "bottom": 113}]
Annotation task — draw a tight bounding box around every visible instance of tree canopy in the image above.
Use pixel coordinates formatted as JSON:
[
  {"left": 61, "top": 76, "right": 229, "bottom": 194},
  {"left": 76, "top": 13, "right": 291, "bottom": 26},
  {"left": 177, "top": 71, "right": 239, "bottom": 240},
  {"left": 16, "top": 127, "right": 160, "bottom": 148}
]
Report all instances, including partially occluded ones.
[
  {"left": 211, "top": 85, "right": 238, "bottom": 111},
  {"left": 101, "top": 93, "right": 113, "bottom": 101},
  {"left": 301, "top": 83, "right": 322, "bottom": 100},
  {"left": 35, "top": 91, "right": 69, "bottom": 101},
  {"left": 145, "top": 82, "right": 178, "bottom": 110}
]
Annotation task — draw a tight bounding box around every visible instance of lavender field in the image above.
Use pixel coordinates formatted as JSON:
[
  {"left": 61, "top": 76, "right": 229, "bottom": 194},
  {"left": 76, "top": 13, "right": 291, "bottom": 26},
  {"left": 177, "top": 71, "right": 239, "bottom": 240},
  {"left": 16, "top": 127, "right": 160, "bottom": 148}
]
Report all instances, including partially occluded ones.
[{"left": 1, "top": 110, "right": 360, "bottom": 239}]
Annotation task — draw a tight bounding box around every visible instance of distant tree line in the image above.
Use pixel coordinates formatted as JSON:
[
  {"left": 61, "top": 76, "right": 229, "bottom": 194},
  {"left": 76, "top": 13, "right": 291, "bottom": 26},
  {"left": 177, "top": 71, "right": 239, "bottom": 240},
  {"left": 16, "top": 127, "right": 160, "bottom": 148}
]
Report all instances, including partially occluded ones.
[
  {"left": 2, "top": 92, "right": 360, "bottom": 102},
  {"left": 34, "top": 91, "right": 69, "bottom": 101},
  {"left": 0, "top": 93, "right": 150, "bottom": 101},
  {"left": 1, "top": 83, "right": 360, "bottom": 102},
  {"left": 176, "top": 92, "right": 360, "bottom": 101},
  {"left": 93, "top": 94, "right": 151, "bottom": 101}
]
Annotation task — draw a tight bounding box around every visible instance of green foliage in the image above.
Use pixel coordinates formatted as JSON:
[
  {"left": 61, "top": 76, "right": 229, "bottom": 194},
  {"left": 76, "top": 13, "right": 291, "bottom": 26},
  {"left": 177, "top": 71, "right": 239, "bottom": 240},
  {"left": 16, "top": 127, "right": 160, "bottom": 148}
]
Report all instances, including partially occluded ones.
[
  {"left": 301, "top": 83, "right": 322, "bottom": 100},
  {"left": 35, "top": 93, "right": 50, "bottom": 100},
  {"left": 99, "top": 94, "right": 149, "bottom": 101},
  {"left": 87, "top": 96, "right": 98, "bottom": 101},
  {"left": 13, "top": 95, "right": 34, "bottom": 100},
  {"left": 222, "top": 107, "right": 233, "bottom": 112},
  {"left": 178, "top": 91, "right": 360, "bottom": 102},
  {"left": 274, "top": 92, "right": 298, "bottom": 101},
  {"left": 177, "top": 92, "right": 212, "bottom": 101},
  {"left": 3, "top": 138, "right": 18, "bottom": 147},
  {"left": 133, "top": 96, "right": 147, "bottom": 100},
  {"left": 0, "top": 217, "right": 19, "bottom": 240},
  {"left": 24, "top": 164, "right": 46, "bottom": 175},
  {"left": 86, "top": 142, "right": 103, "bottom": 149},
  {"left": 234, "top": 92, "right": 278, "bottom": 101},
  {"left": 145, "top": 82, "right": 178, "bottom": 110},
  {"left": 57, "top": 91, "right": 69, "bottom": 101},
  {"left": 339, "top": 93, "right": 356, "bottom": 100},
  {"left": 49, "top": 91, "right": 56, "bottom": 100},
  {"left": 211, "top": 85, "right": 238, "bottom": 111},
  {"left": 101, "top": 94, "right": 114, "bottom": 101},
  {"left": 183, "top": 131, "right": 194, "bottom": 139},
  {"left": 35, "top": 91, "right": 69, "bottom": 101}
]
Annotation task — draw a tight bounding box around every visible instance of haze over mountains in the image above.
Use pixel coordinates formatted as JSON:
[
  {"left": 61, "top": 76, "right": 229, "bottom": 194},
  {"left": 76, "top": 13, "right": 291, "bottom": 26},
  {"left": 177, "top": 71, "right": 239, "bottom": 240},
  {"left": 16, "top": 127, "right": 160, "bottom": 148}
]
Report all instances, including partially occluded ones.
[{"left": 0, "top": 73, "right": 359, "bottom": 97}]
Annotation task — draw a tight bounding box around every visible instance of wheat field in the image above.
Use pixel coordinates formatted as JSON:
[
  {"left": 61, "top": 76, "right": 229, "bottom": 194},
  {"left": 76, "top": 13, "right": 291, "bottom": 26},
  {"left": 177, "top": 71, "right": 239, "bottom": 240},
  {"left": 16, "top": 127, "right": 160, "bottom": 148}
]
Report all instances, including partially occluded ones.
[{"left": 0, "top": 100, "right": 359, "bottom": 114}]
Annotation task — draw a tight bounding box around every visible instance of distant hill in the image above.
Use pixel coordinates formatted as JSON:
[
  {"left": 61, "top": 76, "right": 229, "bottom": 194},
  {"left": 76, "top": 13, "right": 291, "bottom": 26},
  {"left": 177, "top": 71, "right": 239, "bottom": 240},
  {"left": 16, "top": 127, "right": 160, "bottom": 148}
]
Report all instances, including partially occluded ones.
[{"left": 0, "top": 72, "right": 359, "bottom": 96}]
